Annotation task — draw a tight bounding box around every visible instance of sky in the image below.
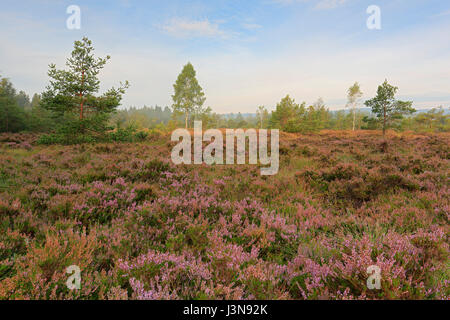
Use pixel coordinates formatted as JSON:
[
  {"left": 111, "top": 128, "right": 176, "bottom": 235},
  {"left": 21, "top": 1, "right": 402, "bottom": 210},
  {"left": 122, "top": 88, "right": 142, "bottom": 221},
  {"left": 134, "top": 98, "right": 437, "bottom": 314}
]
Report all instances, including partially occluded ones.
[{"left": 1, "top": 0, "right": 450, "bottom": 113}]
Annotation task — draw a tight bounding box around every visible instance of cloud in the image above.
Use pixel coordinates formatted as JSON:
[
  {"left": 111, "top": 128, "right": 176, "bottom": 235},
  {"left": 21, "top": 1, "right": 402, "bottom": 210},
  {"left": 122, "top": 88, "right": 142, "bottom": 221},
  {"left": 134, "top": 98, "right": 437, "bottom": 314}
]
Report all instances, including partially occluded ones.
[
  {"left": 1, "top": 1, "right": 449, "bottom": 113},
  {"left": 270, "top": 0, "right": 308, "bottom": 5},
  {"left": 433, "top": 10, "right": 450, "bottom": 17},
  {"left": 314, "top": 0, "right": 348, "bottom": 10},
  {"left": 271, "top": 0, "right": 348, "bottom": 10},
  {"left": 161, "top": 18, "right": 227, "bottom": 39},
  {"left": 242, "top": 23, "right": 262, "bottom": 30}
]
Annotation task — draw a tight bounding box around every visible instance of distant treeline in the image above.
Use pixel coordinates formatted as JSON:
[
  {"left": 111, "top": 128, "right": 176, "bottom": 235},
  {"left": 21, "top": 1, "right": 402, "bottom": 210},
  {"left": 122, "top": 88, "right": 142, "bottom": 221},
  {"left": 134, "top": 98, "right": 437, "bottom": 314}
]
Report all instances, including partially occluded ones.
[
  {"left": 0, "top": 77, "right": 55, "bottom": 133},
  {"left": 1, "top": 75, "right": 449, "bottom": 136},
  {"left": 111, "top": 101, "right": 449, "bottom": 133},
  {"left": 1, "top": 37, "right": 449, "bottom": 140}
]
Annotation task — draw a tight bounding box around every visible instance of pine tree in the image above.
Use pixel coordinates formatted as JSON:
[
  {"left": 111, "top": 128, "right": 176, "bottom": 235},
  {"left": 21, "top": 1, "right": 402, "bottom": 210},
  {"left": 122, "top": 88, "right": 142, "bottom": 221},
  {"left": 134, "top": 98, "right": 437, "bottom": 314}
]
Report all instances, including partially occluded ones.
[
  {"left": 15, "top": 90, "right": 31, "bottom": 110},
  {"left": 41, "top": 37, "right": 129, "bottom": 140},
  {"left": 31, "top": 93, "right": 41, "bottom": 109},
  {"left": 0, "top": 76, "right": 26, "bottom": 132},
  {"left": 364, "top": 80, "right": 415, "bottom": 137},
  {"left": 270, "top": 95, "right": 303, "bottom": 132}
]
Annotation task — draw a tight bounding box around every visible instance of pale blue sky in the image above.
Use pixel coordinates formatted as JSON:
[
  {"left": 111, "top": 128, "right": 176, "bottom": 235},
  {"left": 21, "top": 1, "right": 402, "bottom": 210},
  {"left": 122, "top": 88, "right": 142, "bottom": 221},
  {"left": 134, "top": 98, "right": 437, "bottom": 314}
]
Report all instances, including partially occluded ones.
[{"left": 1, "top": 0, "right": 450, "bottom": 112}]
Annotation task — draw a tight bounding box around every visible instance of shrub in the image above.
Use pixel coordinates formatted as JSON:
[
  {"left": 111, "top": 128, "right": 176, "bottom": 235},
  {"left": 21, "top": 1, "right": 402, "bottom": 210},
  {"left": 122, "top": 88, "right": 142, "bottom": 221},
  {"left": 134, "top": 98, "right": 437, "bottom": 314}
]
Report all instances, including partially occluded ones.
[
  {"left": 108, "top": 126, "right": 136, "bottom": 142},
  {"left": 37, "top": 134, "right": 62, "bottom": 145},
  {"left": 134, "top": 131, "right": 149, "bottom": 141}
]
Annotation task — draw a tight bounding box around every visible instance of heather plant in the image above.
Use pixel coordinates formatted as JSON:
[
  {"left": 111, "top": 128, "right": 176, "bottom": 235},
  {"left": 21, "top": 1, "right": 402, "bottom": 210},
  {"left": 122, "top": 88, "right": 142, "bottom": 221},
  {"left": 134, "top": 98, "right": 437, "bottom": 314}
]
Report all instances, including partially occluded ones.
[{"left": 0, "top": 131, "right": 448, "bottom": 300}]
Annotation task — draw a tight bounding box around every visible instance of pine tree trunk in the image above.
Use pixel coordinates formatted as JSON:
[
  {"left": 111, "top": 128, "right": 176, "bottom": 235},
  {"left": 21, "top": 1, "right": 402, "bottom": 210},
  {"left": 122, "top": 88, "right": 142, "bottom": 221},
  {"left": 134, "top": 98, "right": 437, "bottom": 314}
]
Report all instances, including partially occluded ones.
[{"left": 383, "top": 105, "right": 386, "bottom": 137}]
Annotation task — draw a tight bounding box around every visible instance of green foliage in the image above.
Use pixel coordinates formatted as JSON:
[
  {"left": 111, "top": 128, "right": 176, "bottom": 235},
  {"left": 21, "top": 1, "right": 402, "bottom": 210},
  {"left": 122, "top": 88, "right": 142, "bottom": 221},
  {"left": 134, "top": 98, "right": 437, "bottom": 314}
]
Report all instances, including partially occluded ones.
[
  {"left": 36, "top": 134, "right": 60, "bottom": 145},
  {"left": 410, "top": 107, "right": 449, "bottom": 132},
  {"left": 134, "top": 131, "right": 149, "bottom": 141},
  {"left": 0, "top": 76, "right": 27, "bottom": 133},
  {"left": 40, "top": 37, "right": 129, "bottom": 142},
  {"left": 15, "top": 91, "right": 31, "bottom": 110},
  {"left": 37, "top": 123, "right": 153, "bottom": 145},
  {"left": 270, "top": 96, "right": 330, "bottom": 133},
  {"left": 111, "top": 105, "right": 172, "bottom": 129},
  {"left": 1, "top": 58, "right": 448, "bottom": 137},
  {"left": 37, "top": 133, "right": 96, "bottom": 145},
  {"left": 108, "top": 126, "right": 136, "bottom": 142},
  {"left": 346, "top": 82, "right": 363, "bottom": 131},
  {"left": 28, "top": 94, "right": 56, "bottom": 132},
  {"left": 256, "top": 106, "right": 269, "bottom": 129},
  {"left": 329, "top": 110, "right": 365, "bottom": 130},
  {"left": 302, "top": 99, "right": 330, "bottom": 132},
  {"left": 364, "top": 80, "right": 415, "bottom": 135},
  {"left": 361, "top": 115, "right": 379, "bottom": 130},
  {"left": 269, "top": 95, "right": 303, "bottom": 132},
  {"left": 171, "top": 62, "right": 207, "bottom": 129}
]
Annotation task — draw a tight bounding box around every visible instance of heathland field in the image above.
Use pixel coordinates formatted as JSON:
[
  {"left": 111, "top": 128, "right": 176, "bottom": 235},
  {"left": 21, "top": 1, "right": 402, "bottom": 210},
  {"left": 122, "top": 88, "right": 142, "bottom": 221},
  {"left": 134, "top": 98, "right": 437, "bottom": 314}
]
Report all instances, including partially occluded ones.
[{"left": 0, "top": 131, "right": 448, "bottom": 299}]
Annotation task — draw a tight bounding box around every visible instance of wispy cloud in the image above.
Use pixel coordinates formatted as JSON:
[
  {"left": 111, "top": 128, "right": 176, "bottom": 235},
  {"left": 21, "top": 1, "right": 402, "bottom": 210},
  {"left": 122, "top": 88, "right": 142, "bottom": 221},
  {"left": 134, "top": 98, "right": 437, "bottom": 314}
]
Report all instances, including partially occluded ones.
[
  {"left": 314, "top": 0, "right": 348, "bottom": 10},
  {"left": 271, "top": 0, "right": 348, "bottom": 10},
  {"left": 242, "top": 23, "right": 262, "bottom": 30},
  {"left": 433, "top": 10, "right": 450, "bottom": 17},
  {"left": 1, "top": 0, "right": 449, "bottom": 112},
  {"left": 161, "top": 18, "right": 227, "bottom": 39},
  {"left": 270, "top": 0, "right": 308, "bottom": 5}
]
